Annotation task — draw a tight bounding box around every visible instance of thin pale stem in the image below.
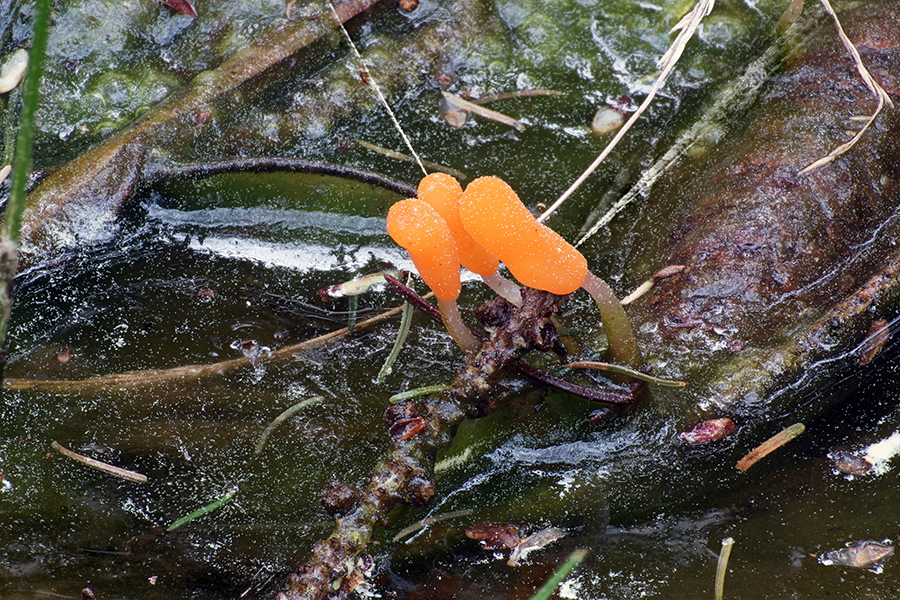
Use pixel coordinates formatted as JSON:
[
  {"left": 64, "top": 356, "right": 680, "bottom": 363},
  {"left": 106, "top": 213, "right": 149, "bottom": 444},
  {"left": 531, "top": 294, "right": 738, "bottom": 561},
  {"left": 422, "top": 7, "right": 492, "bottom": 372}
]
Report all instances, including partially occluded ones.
[
  {"left": 581, "top": 272, "right": 643, "bottom": 369},
  {"left": 437, "top": 298, "right": 481, "bottom": 354},
  {"left": 481, "top": 272, "right": 523, "bottom": 307},
  {"left": 329, "top": 2, "right": 427, "bottom": 176},
  {"left": 538, "top": 0, "right": 715, "bottom": 223}
]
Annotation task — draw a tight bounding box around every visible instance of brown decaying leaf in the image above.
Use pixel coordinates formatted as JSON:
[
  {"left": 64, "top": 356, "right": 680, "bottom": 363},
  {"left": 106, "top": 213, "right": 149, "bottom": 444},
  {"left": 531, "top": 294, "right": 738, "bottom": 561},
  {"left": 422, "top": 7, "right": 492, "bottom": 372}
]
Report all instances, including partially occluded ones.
[
  {"left": 465, "top": 523, "right": 521, "bottom": 550},
  {"left": 679, "top": 418, "right": 736, "bottom": 444},
  {"left": 155, "top": 0, "right": 197, "bottom": 18},
  {"left": 857, "top": 319, "right": 890, "bottom": 365},
  {"left": 820, "top": 540, "right": 894, "bottom": 571},
  {"left": 507, "top": 527, "right": 567, "bottom": 567},
  {"left": 830, "top": 451, "right": 873, "bottom": 476}
]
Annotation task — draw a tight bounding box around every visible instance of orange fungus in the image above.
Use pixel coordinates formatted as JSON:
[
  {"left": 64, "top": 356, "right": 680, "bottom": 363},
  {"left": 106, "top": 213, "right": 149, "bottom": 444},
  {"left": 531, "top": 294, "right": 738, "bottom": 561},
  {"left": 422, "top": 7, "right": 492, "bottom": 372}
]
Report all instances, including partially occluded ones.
[
  {"left": 417, "top": 173, "right": 499, "bottom": 277},
  {"left": 386, "top": 198, "right": 461, "bottom": 302},
  {"left": 459, "top": 176, "right": 587, "bottom": 295}
]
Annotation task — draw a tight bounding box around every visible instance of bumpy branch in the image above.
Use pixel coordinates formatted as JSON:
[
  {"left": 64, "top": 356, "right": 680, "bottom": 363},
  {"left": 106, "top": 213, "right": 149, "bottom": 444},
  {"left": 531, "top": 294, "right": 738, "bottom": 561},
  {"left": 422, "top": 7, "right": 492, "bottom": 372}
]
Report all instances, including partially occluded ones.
[{"left": 279, "top": 287, "right": 633, "bottom": 600}]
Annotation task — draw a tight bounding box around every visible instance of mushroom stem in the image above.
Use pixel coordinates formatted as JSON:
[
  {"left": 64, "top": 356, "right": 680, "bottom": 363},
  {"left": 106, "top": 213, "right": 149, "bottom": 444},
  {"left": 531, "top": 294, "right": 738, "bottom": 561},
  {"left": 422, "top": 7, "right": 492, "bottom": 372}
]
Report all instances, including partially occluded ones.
[
  {"left": 480, "top": 272, "right": 523, "bottom": 307},
  {"left": 581, "top": 272, "right": 643, "bottom": 369},
  {"left": 437, "top": 298, "right": 481, "bottom": 354}
]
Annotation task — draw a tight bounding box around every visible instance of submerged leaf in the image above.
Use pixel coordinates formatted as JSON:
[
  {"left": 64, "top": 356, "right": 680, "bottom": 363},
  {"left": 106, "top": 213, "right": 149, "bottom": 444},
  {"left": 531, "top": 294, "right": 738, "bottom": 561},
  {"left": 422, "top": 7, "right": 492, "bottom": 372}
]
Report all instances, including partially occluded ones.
[
  {"left": 820, "top": 540, "right": 894, "bottom": 572},
  {"left": 508, "top": 527, "right": 567, "bottom": 567}
]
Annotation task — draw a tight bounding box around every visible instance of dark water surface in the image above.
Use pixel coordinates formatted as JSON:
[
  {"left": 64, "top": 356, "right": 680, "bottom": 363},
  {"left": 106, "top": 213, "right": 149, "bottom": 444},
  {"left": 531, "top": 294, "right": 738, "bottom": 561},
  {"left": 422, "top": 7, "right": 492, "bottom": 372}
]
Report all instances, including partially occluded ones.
[{"left": 2, "top": 1, "right": 899, "bottom": 598}]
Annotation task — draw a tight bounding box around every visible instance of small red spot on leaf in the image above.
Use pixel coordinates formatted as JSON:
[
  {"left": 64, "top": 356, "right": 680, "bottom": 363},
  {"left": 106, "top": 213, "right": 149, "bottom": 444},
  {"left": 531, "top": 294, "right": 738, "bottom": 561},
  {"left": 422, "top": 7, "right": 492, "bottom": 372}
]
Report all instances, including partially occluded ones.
[
  {"left": 155, "top": 0, "right": 197, "bottom": 18},
  {"left": 389, "top": 417, "right": 426, "bottom": 441}
]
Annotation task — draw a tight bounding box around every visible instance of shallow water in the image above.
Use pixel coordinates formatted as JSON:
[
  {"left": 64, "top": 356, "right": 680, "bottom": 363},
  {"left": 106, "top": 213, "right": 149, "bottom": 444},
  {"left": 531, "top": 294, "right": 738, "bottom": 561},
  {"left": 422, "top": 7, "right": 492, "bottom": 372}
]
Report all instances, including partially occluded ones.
[{"left": 2, "top": 0, "right": 899, "bottom": 598}]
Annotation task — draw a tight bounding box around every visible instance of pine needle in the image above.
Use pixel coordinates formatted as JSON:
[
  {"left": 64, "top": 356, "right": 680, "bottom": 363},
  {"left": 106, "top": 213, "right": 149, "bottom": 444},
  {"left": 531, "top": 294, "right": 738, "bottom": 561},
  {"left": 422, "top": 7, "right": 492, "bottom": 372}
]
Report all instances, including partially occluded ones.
[
  {"left": 255, "top": 396, "right": 324, "bottom": 455},
  {"left": 167, "top": 486, "right": 239, "bottom": 531},
  {"left": 377, "top": 274, "right": 416, "bottom": 382},
  {"left": 327, "top": 2, "right": 427, "bottom": 175},
  {"left": 798, "top": 0, "right": 893, "bottom": 175},
  {"left": 527, "top": 549, "right": 589, "bottom": 600},
  {"left": 538, "top": 0, "right": 715, "bottom": 223},
  {"left": 51, "top": 441, "right": 148, "bottom": 484}
]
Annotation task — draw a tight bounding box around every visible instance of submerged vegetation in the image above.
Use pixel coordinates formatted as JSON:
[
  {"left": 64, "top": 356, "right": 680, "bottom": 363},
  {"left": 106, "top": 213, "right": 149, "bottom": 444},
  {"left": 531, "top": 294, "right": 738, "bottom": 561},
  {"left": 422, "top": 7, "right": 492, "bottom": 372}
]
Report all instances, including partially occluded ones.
[{"left": 1, "top": 1, "right": 899, "bottom": 599}]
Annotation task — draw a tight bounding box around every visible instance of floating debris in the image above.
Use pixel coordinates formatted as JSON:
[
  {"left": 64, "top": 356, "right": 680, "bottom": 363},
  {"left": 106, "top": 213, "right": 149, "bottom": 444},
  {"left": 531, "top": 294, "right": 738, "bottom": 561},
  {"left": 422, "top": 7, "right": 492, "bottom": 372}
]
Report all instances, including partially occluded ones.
[
  {"left": 440, "top": 92, "right": 526, "bottom": 132},
  {"left": 57, "top": 347, "right": 73, "bottom": 364},
  {"left": 590, "top": 95, "right": 635, "bottom": 136},
  {"left": 0, "top": 48, "right": 27, "bottom": 94},
  {"left": 466, "top": 522, "right": 521, "bottom": 550},
  {"left": 860, "top": 431, "right": 900, "bottom": 475},
  {"left": 440, "top": 89, "right": 563, "bottom": 129},
  {"left": 255, "top": 396, "right": 323, "bottom": 455},
  {"left": 508, "top": 527, "right": 567, "bottom": 567},
  {"left": 317, "top": 270, "right": 401, "bottom": 301},
  {"left": 830, "top": 450, "right": 873, "bottom": 476},
  {"left": 819, "top": 540, "right": 894, "bottom": 572},
  {"left": 715, "top": 537, "right": 734, "bottom": 600},
  {"left": 591, "top": 106, "right": 626, "bottom": 134},
  {"left": 621, "top": 265, "right": 687, "bottom": 304},
  {"left": 735, "top": 423, "right": 805, "bottom": 471},
  {"left": 680, "top": 418, "right": 736, "bottom": 444}
]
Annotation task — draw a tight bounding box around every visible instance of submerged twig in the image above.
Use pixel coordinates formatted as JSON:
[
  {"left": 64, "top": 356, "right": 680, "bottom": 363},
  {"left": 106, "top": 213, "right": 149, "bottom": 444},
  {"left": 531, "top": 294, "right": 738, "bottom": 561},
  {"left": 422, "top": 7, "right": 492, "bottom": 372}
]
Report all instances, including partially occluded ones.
[
  {"left": 354, "top": 139, "right": 467, "bottom": 180},
  {"left": 798, "top": 0, "right": 893, "bottom": 174},
  {"left": 51, "top": 441, "right": 148, "bottom": 484},
  {"left": 5, "top": 302, "right": 408, "bottom": 392},
  {"left": 440, "top": 91, "right": 527, "bottom": 132}
]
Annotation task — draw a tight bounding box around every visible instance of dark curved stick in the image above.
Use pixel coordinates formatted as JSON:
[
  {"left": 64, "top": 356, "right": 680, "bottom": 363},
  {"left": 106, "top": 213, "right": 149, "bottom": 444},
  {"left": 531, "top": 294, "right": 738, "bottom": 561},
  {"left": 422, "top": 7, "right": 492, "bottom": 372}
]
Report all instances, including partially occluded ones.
[
  {"left": 144, "top": 157, "right": 418, "bottom": 198},
  {"left": 384, "top": 274, "right": 637, "bottom": 405},
  {"left": 510, "top": 360, "right": 636, "bottom": 404}
]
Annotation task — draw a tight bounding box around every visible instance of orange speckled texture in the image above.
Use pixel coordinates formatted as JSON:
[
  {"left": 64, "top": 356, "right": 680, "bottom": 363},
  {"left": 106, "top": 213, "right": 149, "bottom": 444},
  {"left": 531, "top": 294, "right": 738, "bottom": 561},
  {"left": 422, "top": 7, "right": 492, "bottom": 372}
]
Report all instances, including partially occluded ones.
[
  {"left": 386, "top": 198, "right": 461, "bottom": 302},
  {"left": 460, "top": 176, "right": 586, "bottom": 295},
  {"left": 418, "top": 173, "right": 499, "bottom": 277}
]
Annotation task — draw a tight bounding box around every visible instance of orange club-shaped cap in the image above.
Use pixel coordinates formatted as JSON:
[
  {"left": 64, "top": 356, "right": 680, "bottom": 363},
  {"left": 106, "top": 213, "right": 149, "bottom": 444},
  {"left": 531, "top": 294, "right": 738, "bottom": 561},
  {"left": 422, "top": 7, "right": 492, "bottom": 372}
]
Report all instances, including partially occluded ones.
[
  {"left": 459, "top": 176, "right": 588, "bottom": 295},
  {"left": 417, "top": 173, "right": 500, "bottom": 277},
  {"left": 386, "top": 198, "right": 462, "bottom": 302}
]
